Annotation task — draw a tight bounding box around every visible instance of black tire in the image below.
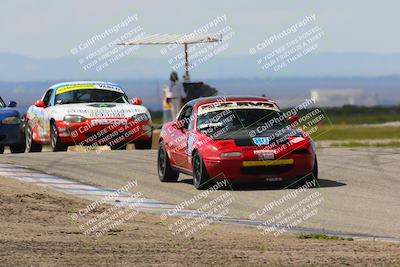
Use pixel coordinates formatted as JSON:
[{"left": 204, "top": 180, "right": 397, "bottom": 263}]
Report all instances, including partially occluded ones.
[
  {"left": 304, "top": 156, "right": 319, "bottom": 186},
  {"left": 312, "top": 156, "right": 319, "bottom": 180},
  {"left": 10, "top": 143, "right": 26, "bottom": 154},
  {"left": 192, "top": 151, "right": 211, "bottom": 190},
  {"left": 51, "top": 122, "right": 68, "bottom": 152},
  {"left": 158, "top": 141, "right": 179, "bottom": 182},
  {"left": 25, "top": 123, "right": 42, "bottom": 153},
  {"left": 0, "top": 145, "right": 4, "bottom": 154},
  {"left": 135, "top": 137, "right": 152, "bottom": 150}
]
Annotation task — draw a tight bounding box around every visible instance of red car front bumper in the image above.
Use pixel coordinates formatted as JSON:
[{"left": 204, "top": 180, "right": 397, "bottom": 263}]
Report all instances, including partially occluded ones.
[
  {"left": 55, "top": 118, "right": 152, "bottom": 146},
  {"left": 202, "top": 148, "right": 314, "bottom": 181}
]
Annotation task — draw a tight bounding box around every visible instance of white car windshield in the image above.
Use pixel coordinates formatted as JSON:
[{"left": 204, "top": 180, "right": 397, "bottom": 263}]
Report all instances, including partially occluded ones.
[{"left": 55, "top": 89, "right": 128, "bottom": 105}]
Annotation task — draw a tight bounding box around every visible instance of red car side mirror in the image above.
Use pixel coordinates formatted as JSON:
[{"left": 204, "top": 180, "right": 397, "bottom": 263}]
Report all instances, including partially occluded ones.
[
  {"left": 34, "top": 100, "right": 46, "bottom": 108},
  {"left": 288, "top": 115, "right": 299, "bottom": 124},
  {"left": 131, "top": 98, "right": 143, "bottom": 105}
]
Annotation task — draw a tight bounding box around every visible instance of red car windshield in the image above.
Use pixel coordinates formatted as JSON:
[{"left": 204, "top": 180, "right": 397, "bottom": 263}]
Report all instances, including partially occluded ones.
[
  {"left": 197, "top": 109, "right": 288, "bottom": 133},
  {"left": 55, "top": 89, "right": 128, "bottom": 105}
]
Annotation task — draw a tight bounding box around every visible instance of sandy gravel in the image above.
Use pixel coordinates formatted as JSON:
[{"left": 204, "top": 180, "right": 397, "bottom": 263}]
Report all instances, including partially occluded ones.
[{"left": 0, "top": 176, "right": 400, "bottom": 266}]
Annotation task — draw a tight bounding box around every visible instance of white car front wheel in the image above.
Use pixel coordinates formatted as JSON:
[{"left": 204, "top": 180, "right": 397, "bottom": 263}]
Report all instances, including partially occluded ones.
[{"left": 51, "top": 122, "right": 68, "bottom": 152}]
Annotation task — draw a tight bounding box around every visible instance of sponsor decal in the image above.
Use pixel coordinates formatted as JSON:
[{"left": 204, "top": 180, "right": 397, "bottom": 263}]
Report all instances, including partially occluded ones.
[
  {"left": 198, "top": 101, "right": 278, "bottom": 115},
  {"left": 56, "top": 83, "right": 123, "bottom": 95},
  {"left": 242, "top": 159, "right": 294, "bottom": 167},
  {"left": 187, "top": 133, "right": 196, "bottom": 156},
  {"left": 91, "top": 119, "right": 128, "bottom": 126},
  {"left": 252, "top": 137, "right": 270, "bottom": 146},
  {"left": 88, "top": 103, "right": 116, "bottom": 108},
  {"left": 56, "top": 85, "right": 96, "bottom": 95}
]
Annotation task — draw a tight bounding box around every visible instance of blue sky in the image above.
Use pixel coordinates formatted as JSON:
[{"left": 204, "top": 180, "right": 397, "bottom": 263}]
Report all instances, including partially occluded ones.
[{"left": 1, "top": 0, "right": 399, "bottom": 58}]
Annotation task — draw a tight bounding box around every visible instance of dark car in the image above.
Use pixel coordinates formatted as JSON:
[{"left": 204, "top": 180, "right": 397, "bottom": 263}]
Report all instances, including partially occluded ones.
[{"left": 0, "top": 97, "right": 25, "bottom": 154}]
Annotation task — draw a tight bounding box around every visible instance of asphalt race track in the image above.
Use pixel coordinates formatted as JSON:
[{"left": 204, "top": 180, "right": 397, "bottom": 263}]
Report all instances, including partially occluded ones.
[{"left": 0, "top": 147, "right": 399, "bottom": 239}]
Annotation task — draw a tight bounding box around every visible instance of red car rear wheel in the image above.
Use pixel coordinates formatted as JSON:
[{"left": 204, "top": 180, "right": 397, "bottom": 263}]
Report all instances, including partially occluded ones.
[
  {"left": 158, "top": 141, "right": 179, "bottom": 182},
  {"left": 192, "top": 151, "right": 211, "bottom": 190}
]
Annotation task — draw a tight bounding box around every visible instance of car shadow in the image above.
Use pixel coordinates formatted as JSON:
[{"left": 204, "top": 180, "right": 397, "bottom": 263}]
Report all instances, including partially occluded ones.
[{"left": 178, "top": 177, "right": 346, "bottom": 191}]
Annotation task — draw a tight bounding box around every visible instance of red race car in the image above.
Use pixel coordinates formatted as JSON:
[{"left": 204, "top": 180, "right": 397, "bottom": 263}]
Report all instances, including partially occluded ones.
[{"left": 158, "top": 96, "right": 318, "bottom": 189}]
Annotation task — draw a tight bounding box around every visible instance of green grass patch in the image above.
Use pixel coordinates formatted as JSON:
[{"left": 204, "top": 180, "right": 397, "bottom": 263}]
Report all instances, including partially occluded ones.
[
  {"left": 312, "top": 126, "right": 400, "bottom": 141},
  {"left": 330, "top": 141, "right": 400, "bottom": 148},
  {"left": 325, "top": 114, "right": 400, "bottom": 125},
  {"left": 291, "top": 106, "right": 400, "bottom": 125},
  {"left": 298, "top": 233, "right": 353, "bottom": 241}
]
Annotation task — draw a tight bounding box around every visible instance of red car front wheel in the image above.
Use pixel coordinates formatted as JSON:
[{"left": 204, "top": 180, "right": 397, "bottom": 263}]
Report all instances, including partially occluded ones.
[{"left": 192, "top": 151, "right": 211, "bottom": 190}]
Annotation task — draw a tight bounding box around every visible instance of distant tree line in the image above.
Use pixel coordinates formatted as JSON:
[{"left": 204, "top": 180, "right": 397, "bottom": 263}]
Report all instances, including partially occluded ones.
[{"left": 283, "top": 105, "right": 400, "bottom": 124}]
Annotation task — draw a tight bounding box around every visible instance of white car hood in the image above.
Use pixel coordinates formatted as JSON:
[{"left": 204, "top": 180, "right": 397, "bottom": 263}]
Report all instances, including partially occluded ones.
[{"left": 49, "top": 102, "right": 151, "bottom": 120}]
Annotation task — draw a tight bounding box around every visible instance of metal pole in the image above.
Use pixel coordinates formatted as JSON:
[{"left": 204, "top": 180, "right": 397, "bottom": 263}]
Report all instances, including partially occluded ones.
[{"left": 184, "top": 43, "right": 190, "bottom": 82}]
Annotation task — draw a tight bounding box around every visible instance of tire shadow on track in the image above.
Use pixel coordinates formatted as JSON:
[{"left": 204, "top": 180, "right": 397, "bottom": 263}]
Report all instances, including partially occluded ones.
[{"left": 177, "top": 177, "right": 346, "bottom": 191}]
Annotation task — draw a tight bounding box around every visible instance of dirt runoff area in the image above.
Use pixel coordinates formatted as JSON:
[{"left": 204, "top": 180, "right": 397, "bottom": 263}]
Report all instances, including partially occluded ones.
[{"left": 0, "top": 177, "right": 399, "bottom": 267}]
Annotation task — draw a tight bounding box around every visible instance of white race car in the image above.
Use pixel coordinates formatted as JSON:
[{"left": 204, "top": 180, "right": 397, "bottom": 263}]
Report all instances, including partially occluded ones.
[{"left": 25, "top": 81, "right": 153, "bottom": 152}]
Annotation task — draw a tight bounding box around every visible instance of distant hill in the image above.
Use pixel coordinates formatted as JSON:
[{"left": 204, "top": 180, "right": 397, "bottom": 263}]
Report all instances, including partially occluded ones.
[
  {"left": 1, "top": 76, "right": 400, "bottom": 113},
  {"left": 1, "top": 52, "right": 400, "bottom": 81},
  {"left": 1, "top": 52, "right": 400, "bottom": 111}
]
